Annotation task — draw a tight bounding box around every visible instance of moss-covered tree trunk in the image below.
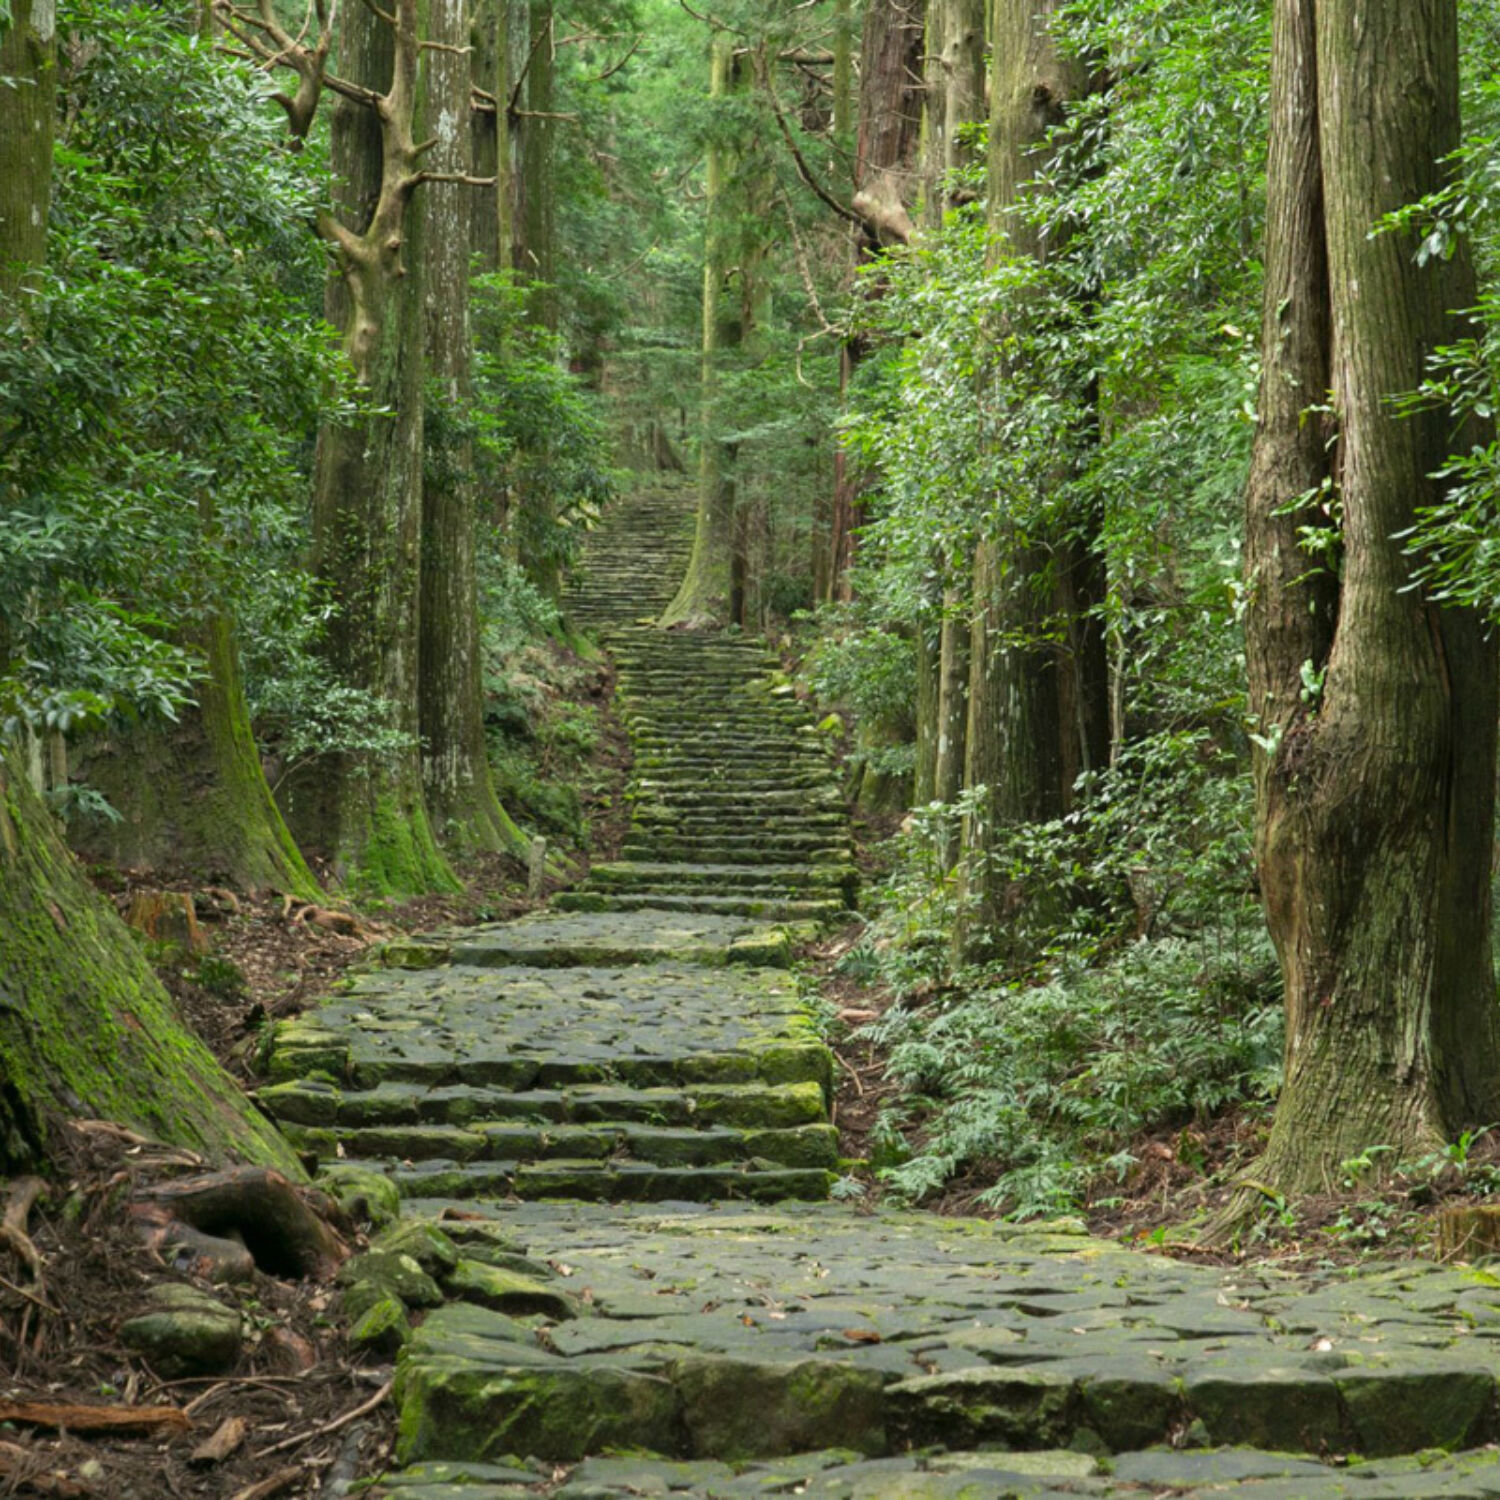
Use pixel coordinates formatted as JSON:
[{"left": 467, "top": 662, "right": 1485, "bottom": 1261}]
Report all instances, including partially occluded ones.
[
  {"left": 69, "top": 614, "right": 319, "bottom": 896},
  {"left": 0, "top": 0, "right": 54, "bottom": 298},
  {"left": 1245, "top": 0, "right": 1500, "bottom": 1192},
  {"left": 419, "top": 0, "right": 527, "bottom": 857},
  {"left": 660, "top": 33, "right": 738, "bottom": 630},
  {"left": 0, "top": 750, "right": 302, "bottom": 1174},
  {"left": 289, "top": 0, "right": 460, "bottom": 896}
]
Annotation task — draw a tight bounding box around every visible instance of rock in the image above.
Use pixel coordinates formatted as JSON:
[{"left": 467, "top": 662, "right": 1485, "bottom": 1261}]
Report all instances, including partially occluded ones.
[
  {"left": 377, "top": 940, "right": 452, "bottom": 971},
  {"left": 444, "top": 1261, "right": 579, "bottom": 1322},
  {"left": 349, "top": 1293, "right": 412, "bottom": 1357},
  {"left": 120, "top": 1284, "right": 242, "bottom": 1377},
  {"left": 338, "top": 1249, "right": 445, "bottom": 1318},
  {"left": 673, "top": 1354, "right": 885, "bottom": 1460},
  {"left": 318, "top": 1165, "right": 401, "bottom": 1229},
  {"left": 394, "top": 1360, "right": 683, "bottom": 1466},
  {"left": 374, "top": 1220, "right": 460, "bottom": 1278}
]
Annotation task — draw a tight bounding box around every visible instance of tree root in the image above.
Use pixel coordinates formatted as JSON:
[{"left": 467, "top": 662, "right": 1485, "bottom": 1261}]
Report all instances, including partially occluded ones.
[
  {"left": 1, "top": 1176, "right": 46, "bottom": 1281},
  {"left": 130, "top": 1168, "right": 348, "bottom": 1282}
]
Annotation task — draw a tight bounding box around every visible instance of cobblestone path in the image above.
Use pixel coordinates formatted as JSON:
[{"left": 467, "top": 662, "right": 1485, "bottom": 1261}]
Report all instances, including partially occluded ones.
[{"left": 268, "top": 484, "right": 1500, "bottom": 1497}]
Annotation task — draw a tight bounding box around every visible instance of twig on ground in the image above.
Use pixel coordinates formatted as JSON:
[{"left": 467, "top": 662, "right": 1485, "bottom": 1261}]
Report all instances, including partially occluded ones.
[{"left": 254, "top": 1378, "right": 392, "bottom": 1459}]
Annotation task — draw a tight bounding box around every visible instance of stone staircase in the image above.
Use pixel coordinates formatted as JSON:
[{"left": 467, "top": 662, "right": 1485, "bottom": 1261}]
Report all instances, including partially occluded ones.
[
  {"left": 262, "top": 483, "right": 851, "bottom": 1209},
  {"left": 557, "top": 631, "right": 858, "bottom": 923},
  {"left": 262, "top": 485, "right": 1500, "bottom": 1499},
  {"left": 562, "top": 480, "right": 695, "bottom": 633}
]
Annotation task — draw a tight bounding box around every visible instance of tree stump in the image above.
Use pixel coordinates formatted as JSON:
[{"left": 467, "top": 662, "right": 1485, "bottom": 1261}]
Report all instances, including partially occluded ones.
[{"left": 124, "top": 889, "right": 207, "bottom": 955}]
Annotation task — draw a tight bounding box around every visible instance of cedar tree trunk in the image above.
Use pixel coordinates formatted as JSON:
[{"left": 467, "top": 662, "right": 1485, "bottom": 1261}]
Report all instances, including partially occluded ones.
[{"left": 1246, "top": 0, "right": 1500, "bottom": 1191}]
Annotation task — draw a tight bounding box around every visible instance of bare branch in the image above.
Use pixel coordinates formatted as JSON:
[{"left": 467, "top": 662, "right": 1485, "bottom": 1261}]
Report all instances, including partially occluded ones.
[
  {"left": 355, "top": 0, "right": 396, "bottom": 22},
  {"left": 508, "top": 17, "right": 553, "bottom": 113},
  {"left": 409, "top": 171, "right": 498, "bottom": 188},
  {"left": 419, "top": 39, "right": 470, "bottom": 55},
  {"left": 677, "top": 0, "right": 746, "bottom": 37},
  {"left": 757, "top": 55, "right": 864, "bottom": 229},
  {"left": 592, "top": 35, "right": 642, "bottom": 83},
  {"left": 512, "top": 109, "right": 579, "bottom": 122}
]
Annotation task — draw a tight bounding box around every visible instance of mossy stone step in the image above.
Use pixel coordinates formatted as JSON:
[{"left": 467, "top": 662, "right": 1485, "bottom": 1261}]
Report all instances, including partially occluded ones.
[
  {"left": 383, "top": 1159, "right": 836, "bottom": 1203},
  {"left": 415, "top": 911, "right": 792, "bottom": 969},
  {"left": 554, "top": 892, "right": 848, "bottom": 921},
  {"left": 620, "top": 843, "right": 851, "bottom": 866},
  {"left": 590, "top": 862, "right": 854, "bottom": 893},
  {"left": 263, "top": 1078, "right": 829, "bottom": 1132},
  {"left": 282, "top": 1120, "right": 839, "bottom": 1171},
  {"left": 385, "top": 1200, "right": 1500, "bottom": 1474}
]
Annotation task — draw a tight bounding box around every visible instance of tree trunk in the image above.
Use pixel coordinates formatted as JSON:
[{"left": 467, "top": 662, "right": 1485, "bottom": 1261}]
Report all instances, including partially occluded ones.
[
  {"left": 825, "top": 0, "right": 925, "bottom": 607},
  {"left": 956, "top": 0, "right": 1083, "bottom": 958},
  {"left": 517, "top": 0, "right": 556, "bottom": 324},
  {"left": 288, "top": 0, "right": 460, "bottom": 896},
  {"left": 419, "top": 0, "right": 527, "bottom": 857},
  {"left": 1247, "top": 0, "right": 1500, "bottom": 1192},
  {"left": 914, "top": 0, "right": 984, "bottom": 795},
  {"left": 0, "top": 0, "right": 55, "bottom": 298},
  {"left": 469, "top": 0, "right": 500, "bottom": 269},
  {"left": 660, "top": 33, "right": 739, "bottom": 630},
  {"left": 69, "top": 615, "right": 320, "bottom": 896},
  {"left": 0, "top": 750, "right": 303, "bottom": 1175}
]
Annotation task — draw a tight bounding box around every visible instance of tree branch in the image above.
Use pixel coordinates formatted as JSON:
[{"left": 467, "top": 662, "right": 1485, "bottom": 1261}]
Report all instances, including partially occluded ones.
[
  {"left": 592, "top": 35, "right": 641, "bottom": 83},
  {"left": 508, "top": 16, "right": 553, "bottom": 113},
  {"left": 757, "top": 56, "right": 863, "bottom": 228}
]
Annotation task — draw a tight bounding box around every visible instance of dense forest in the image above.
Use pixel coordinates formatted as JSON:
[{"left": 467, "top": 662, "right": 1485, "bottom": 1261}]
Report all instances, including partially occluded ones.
[{"left": 6, "top": 0, "right": 1500, "bottom": 1247}]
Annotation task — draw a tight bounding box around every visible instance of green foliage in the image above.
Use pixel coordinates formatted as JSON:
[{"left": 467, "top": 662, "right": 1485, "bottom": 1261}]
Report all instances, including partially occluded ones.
[
  {"left": 0, "top": 0, "right": 339, "bottom": 736},
  {"left": 862, "top": 933, "right": 1281, "bottom": 1218},
  {"left": 471, "top": 274, "right": 618, "bottom": 588}
]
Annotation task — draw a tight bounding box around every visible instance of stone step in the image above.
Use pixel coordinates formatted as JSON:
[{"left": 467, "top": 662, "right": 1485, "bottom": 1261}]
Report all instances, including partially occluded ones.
[
  {"left": 553, "top": 891, "right": 847, "bottom": 921},
  {"left": 383, "top": 1159, "right": 836, "bottom": 1203},
  {"left": 282, "top": 1119, "right": 839, "bottom": 1172},
  {"left": 589, "top": 862, "right": 855, "bottom": 894},
  {"left": 434, "top": 911, "right": 794, "bottom": 969},
  {"left": 385, "top": 1201, "right": 1500, "bottom": 1474},
  {"left": 262, "top": 1077, "right": 830, "bottom": 1131},
  {"left": 620, "top": 842, "right": 851, "bottom": 866}
]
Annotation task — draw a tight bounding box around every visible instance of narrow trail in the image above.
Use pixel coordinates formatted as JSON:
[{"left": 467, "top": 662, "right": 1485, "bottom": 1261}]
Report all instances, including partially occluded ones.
[{"left": 268, "top": 485, "right": 1500, "bottom": 1497}]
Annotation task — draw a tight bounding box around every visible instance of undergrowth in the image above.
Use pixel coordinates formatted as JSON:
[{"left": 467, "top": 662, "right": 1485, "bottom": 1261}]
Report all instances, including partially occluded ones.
[{"left": 851, "top": 734, "right": 1284, "bottom": 1220}]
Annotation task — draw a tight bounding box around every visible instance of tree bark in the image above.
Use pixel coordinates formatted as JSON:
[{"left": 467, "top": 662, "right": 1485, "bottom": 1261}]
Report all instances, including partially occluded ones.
[
  {"left": 69, "top": 615, "right": 319, "bottom": 896},
  {"left": 660, "top": 33, "right": 739, "bottom": 630},
  {"left": 0, "top": 750, "right": 302, "bottom": 1175},
  {"left": 1246, "top": 0, "right": 1500, "bottom": 1192},
  {"left": 288, "top": 0, "right": 460, "bottom": 896},
  {"left": 956, "top": 0, "right": 1083, "bottom": 958},
  {"left": 825, "top": 0, "right": 925, "bottom": 607},
  {"left": 419, "top": 0, "right": 527, "bottom": 856},
  {"left": 0, "top": 0, "right": 55, "bottom": 298}
]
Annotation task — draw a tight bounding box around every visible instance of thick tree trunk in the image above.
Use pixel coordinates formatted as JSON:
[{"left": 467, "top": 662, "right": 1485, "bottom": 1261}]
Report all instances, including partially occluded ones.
[
  {"left": 661, "top": 34, "right": 739, "bottom": 630},
  {"left": 289, "top": 0, "right": 460, "bottom": 895},
  {"left": 419, "top": 0, "right": 527, "bottom": 856},
  {"left": 1246, "top": 0, "right": 1500, "bottom": 1192},
  {"left": 0, "top": 751, "right": 302, "bottom": 1175},
  {"left": 69, "top": 615, "right": 319, "bottom": 896},
  {"left": 0, "top": 0, "right": 54, "bottom": 297}
]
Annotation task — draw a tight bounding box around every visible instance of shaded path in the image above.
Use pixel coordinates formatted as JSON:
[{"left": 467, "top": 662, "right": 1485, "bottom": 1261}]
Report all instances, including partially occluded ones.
[{"left": 267, "top": 484, "right": 1500, "bottom": 1497}]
